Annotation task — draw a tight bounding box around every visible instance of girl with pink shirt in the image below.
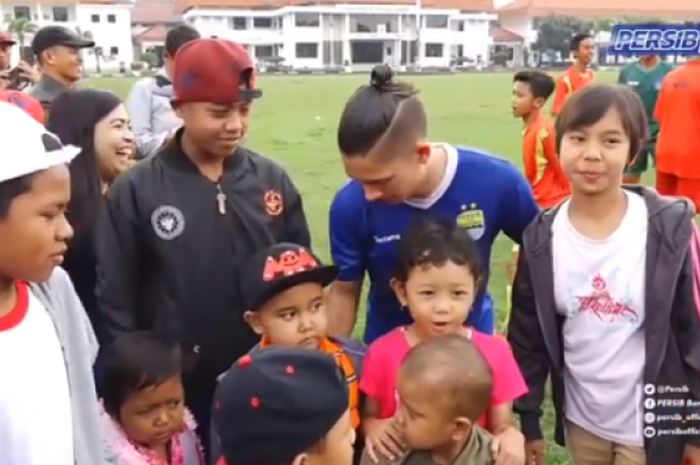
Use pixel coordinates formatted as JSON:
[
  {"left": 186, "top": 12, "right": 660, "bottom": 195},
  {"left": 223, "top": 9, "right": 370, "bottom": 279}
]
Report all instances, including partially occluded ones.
[
  {"left": 360, "top": 218, "right": 527, "bottom": 464},
  {"left": 98, "top": 332, "right": 204, "bottom": 465}
]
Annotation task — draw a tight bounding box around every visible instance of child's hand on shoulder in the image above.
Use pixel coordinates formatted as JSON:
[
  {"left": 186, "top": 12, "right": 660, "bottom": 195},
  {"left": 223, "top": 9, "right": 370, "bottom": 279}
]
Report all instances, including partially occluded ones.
[
  {"left": 491, "top": 427, "right": 526, "bottom": 465},
  {"left": 365, "top": 417, "right": 405, "bottom": 463}
]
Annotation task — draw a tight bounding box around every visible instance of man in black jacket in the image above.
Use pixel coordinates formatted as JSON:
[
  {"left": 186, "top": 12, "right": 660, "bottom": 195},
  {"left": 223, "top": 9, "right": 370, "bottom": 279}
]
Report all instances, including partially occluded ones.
[{"left": 95, "top": 38, "right": 311, "bottom": 455}]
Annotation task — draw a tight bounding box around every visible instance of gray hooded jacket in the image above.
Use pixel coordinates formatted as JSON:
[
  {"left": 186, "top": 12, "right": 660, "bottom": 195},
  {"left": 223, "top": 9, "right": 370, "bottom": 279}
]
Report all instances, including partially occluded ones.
[
  {"left": 125, "top": 68, "right": 181, "bottom": 159},
  {"left": 30, "top": 267, "right": 115, "bottom": 464}
]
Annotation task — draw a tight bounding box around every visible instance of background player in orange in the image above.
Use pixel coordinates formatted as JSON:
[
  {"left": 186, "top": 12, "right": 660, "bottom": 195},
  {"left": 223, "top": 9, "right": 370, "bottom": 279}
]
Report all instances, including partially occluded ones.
[
  {"left": 512, "top": 70, "right": 570, "bottom": 209},
  {"left": 654, "top": 57, "right": 700, "bottom": 210},
  {"left": 551, "top": 33, "right": 595, "bottom": 117}
]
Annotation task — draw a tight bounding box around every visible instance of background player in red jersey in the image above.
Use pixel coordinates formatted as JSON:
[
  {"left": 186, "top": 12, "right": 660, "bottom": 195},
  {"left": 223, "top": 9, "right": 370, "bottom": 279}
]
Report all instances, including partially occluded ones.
[
  {"left": 512, "top": 70, "right": 570, "bottom": 209},
  {"left": 551, "top": 33, "right": 595, "bottom": 117},
  {"left": 655, "top": 57, "right": 700, "bottom": 211}
]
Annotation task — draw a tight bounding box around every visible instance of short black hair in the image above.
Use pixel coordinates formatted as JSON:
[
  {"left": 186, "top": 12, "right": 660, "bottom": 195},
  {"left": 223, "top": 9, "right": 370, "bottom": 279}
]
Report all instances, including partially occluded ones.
[
  {"left": 164, "top": 24, "right": 200, "bottom": 58},
  {"left": 395, "top": 217, "right": 481, "bottom": 284},
  {"left": 0, "top": 174, "right": 34, "bottom": 220},
  {"left": 570, "top": 33, "right": 593, "bottom": 52},
  {"left": 337, "top": 64, "right": 426, "bottom": 158},
  {"left": 513, "top": 71, "right": 555, "bottom": 100},
  {"left": 555, "top": 84, "right": 648, "bottom": 162},
  {"left": 99, "top": 332, "right": 182, "bottom": 419}
]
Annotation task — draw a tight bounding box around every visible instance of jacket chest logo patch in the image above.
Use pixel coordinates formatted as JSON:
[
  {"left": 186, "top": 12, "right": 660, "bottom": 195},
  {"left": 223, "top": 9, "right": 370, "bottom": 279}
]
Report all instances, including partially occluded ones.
[
  {"left": 151, "top": 205, "right": 185, "bottom": 240},
  {"left": 263, "top": 190, "right": 283, "bottom": 216}
]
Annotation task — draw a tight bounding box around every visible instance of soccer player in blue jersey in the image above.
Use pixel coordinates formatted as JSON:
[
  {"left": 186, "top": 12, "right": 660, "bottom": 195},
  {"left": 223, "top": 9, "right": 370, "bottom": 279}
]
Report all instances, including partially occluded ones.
[{"left": 327, "top": 64, "right": 539, "bottom": 343}]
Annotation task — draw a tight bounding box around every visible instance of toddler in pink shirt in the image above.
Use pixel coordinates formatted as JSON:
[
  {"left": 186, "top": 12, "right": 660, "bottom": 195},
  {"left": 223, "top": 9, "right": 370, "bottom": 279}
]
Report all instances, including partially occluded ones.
[{"left": 359, "top": 218, "right": 527, "bottom": 464}]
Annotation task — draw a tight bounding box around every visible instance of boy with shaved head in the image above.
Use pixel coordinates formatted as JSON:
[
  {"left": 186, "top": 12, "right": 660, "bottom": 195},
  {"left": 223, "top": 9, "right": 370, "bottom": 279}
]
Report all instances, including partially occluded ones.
[{"left": 361, "top": 335, "right": 495, "bottom": 465}]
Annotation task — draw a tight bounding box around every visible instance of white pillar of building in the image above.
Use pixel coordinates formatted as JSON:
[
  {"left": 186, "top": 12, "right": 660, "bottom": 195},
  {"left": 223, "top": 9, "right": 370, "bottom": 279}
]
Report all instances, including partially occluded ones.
[{"left": 343, "top": 13, "right": 351, "bottom": 66}]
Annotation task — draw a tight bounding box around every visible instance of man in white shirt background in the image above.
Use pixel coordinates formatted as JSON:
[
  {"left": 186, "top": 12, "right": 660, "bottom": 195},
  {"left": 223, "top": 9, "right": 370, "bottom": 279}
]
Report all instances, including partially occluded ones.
[{"left": 126, "top": 24, "right": 199, "bottom": 158}]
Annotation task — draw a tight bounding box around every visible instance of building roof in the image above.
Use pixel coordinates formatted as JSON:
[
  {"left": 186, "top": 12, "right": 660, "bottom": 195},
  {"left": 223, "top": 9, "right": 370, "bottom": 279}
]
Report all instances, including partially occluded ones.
[
  {"left": 175, "top": 0, "right": 494, "bottom": 11},
  {"left": 135, "top": 23, "right": 169, "bottom": 41},
  {"left": 173, "top": 0, "right": 696, "bottom": 16},
  {"left": 132, "top": 0, "right": 181, "bottom": 24},
  {"left": 0, "top": 0, "right": 130, "bottom": 4},
  {"left": 489, "top": 25, "right": 523, "bottom": 42},
  {"left": 496, "top": 0, "right": 700, "bottom": 17},
  {"left": 0, "top": 0, "right": 120, "bottom": 3}
]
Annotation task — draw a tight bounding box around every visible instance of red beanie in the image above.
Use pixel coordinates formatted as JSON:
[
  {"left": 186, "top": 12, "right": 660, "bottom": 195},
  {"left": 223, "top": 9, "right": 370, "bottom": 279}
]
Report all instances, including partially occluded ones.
[{"left": 172, "top": 38, "right": 262, "bottom": 105}]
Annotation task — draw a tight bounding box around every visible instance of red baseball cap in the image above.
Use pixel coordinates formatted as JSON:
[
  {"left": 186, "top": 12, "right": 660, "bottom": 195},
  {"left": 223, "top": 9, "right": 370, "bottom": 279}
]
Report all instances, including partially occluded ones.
[
  {"left": 172, "top": 38, "right": 262, "bottom": 105},
  {"left": 0, "top": 90, "right": 45, "bottom": 123},
  {"left": 0, "top": 31, "right": 16, "bottom": 45}
]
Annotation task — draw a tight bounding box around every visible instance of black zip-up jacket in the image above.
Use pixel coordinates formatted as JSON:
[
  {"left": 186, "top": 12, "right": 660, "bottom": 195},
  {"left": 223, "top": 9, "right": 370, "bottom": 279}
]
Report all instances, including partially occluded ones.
[
  {"left": 508, "top": 186, "right": 700, "bottom": 464},
  {"left": 95, "top": 135, "right": 311, "bottom": 387}
]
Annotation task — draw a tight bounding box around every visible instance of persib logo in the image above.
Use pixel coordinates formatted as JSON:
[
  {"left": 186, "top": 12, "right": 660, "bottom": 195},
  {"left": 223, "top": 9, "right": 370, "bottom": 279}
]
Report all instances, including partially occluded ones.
[{"left": 610, "top": 24, "right": 700, "bottom": 56}]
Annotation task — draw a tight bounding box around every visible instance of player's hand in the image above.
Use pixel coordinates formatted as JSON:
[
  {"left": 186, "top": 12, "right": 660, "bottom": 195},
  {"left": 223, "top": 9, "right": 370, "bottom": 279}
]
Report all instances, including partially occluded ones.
[
  {"left": 17, "top": 61, "right": 39, "bottom": 83},
  {"left": 525, "top": 439, "right": 546, "bottom": 465},
  {"left": 365, "top": 419, "right": 405, "bottom": 463},
  {"left": 492, "top": 427, "right": 526, "bottom": 465}
]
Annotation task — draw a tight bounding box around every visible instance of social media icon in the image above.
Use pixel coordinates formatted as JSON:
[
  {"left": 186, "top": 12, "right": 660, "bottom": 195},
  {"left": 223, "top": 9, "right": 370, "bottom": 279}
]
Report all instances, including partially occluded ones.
[
  {"left": 644, "top": 384, "right": 656, "bottom": 395},
  {"left": 644, "top": 427, "right": 656, "bottom": 438},
  {"left": 644, "top": 398, "right": 656, "bottom": 410},
  {"left": 644, "top": 412, "right": 656, "bottom": 424}
]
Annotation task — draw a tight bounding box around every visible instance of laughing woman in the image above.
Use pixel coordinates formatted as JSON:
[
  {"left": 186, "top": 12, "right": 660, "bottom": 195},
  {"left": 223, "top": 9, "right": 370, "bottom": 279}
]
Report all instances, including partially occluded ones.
[{"left": 47, "top": 89, "right": 134, "bottom": 343}]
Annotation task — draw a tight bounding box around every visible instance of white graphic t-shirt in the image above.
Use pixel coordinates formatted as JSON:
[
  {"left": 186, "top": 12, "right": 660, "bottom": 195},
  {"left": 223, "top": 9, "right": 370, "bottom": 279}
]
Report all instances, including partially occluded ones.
[
  {"left": 0, "top": 282, "right": 74, "bottom": 465},
  {"left": 552, "top": 191, "right": 647, "bottom": 446}
]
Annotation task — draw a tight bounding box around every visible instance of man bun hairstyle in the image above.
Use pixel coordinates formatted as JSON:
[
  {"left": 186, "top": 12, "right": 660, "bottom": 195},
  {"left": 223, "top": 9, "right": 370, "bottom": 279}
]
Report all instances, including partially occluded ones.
[
  {"left": 369, "top": 63, "right": 394, "bottom": 90},
  {"left": 337, "top": 64, "right": 426, "bottom": 158}
]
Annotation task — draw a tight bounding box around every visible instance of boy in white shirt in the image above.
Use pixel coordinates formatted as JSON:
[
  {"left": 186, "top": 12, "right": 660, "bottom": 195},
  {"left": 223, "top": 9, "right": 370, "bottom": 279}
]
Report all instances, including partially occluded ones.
[{"left": 0, "top": 101, "right": 112, "bottom": 464}]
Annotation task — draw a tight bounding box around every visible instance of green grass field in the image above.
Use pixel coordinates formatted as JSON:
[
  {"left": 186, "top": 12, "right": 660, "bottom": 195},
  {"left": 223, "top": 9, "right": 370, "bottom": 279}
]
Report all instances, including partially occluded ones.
[{"left": 90, "top": 71, "right": 639, "bottom": 465}]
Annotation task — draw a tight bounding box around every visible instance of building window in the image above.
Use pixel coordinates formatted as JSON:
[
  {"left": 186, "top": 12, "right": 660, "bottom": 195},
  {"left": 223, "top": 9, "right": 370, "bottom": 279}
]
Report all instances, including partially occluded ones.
[
  {"left": 109, "top": 46, "right": 119, "bottom": 55},
  {"left": 425, "top": 43, "right": 443, "bottom": 57},
  {"left": 91, "top": 14, "right": 100, "bottom": 23},
  {"left": 107, "top": 14, "right": 116, "bottom": 23},
  {"left": 13, "top": 6, "right": 30, "bottom": 19},
  {"left": 255, "top": 45, "right": 273, "bottom": 58},
  {"left": 253, "top": 17, "right": 272, "bottom": 28},
  {"left": 295, "top": 13, "right": 319, "bottom": 27},
  {"left": 295, "top": 42, "right": 318, "bottom": 58},
  {"left": 52, "top": 6, "right": 68, "bottom": 22},
  {"left": 231, "top": 17, "right": 246, "bottom": 30},
  {"left": 425, "top": 15, "right": 448, "bottom": 28}
]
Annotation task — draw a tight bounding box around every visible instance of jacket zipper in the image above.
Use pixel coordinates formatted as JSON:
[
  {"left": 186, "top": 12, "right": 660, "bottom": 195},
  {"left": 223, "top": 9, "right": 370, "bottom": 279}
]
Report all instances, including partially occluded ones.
[{"left": 216, "top": 184, "right": 226, "bottom": 215}]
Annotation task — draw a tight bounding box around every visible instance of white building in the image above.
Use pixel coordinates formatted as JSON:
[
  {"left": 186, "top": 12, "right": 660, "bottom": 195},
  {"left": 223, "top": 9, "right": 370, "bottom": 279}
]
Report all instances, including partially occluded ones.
[
  {"left": 2, "top": 0, "right": 134, "bottom": 71},
  {"left": 495, "top": 0, "right": 700, "bottom": 64},
  {"left": 183, "top": 4, "right": 495, "bottom": 69}
]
